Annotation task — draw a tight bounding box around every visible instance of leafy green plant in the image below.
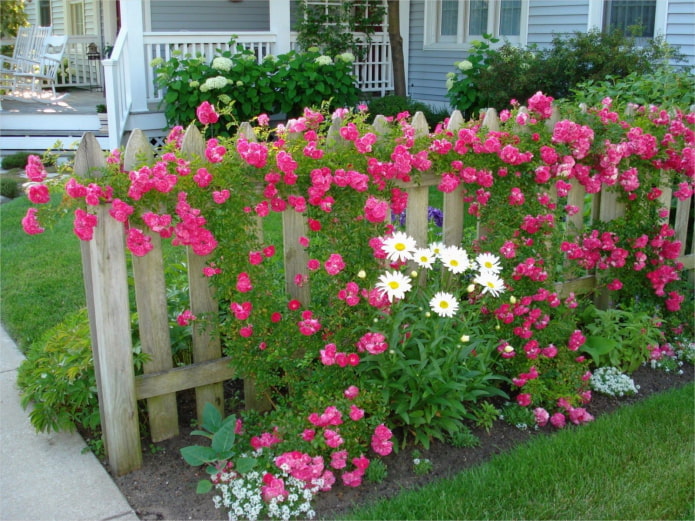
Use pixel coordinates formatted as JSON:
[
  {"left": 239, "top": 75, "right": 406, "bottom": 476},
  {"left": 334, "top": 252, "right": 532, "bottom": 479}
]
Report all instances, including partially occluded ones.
[
  {"left": 16, "top": 307, "right": 151, "bottom": 435},
  {"left": 500, "top": 402, "right": 536, "bottom": 430},
  {"left": 367, "top": 94, "right": 449, "bottom": 127},
  {"left": 579, "top": 306, "right": 665, "bottom": 373},
  {"left": 16, "top": 308, "right": 99, "bottom": 433},
  {"left": 0, "top": 177, "right": 20, "bottom": 198},
  {"left": 472, "top": 401, "right": 500, "bottom": 433},
  {"left": 411, "top": 450, "right": 433, "bottom": 475},
  {"left": 181, "top": 403, "right": 257, "bottom": 493},
  {"left": 2, "top": 151, "right": 32, "bottom": 170},
  {"left": 446, "top": 426, "right": 480, "bottom": 448},
  {"left": 570, "top": 66, "right": 695, "bottom": 111},
  {"left": 365, "top": 459, "right": 388, "bottom": 483}
]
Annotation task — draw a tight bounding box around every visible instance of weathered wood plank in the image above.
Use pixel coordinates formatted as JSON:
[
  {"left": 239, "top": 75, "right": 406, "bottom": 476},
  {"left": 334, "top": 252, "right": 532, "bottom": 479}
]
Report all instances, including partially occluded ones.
[
  {"left": 89, "top": 204, "right": 142, "bottom": 475},
  {"left": 135, "top": 357, "right": 236, "bottom": 400},
  {"left": 124, "top": 129, "right": 179, "bottom": 442},
  {"left": 282, "top": 208, "right": 310, "bottom": 304}
]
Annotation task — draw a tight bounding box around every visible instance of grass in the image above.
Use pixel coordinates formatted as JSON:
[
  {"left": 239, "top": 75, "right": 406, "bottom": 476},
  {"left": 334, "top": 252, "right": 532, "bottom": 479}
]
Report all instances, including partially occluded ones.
[
  {"left": 346, "top": 382, "right": 695, "bottom": 520},
  {"left": 0, "top": 196, "right": 85, "bottom": 350}
]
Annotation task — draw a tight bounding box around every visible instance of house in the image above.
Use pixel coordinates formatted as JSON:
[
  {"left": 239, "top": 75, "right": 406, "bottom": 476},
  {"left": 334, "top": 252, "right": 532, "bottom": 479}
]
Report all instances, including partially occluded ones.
[{"left": 1, "top": 0, "right": 693, "bottom": 152}]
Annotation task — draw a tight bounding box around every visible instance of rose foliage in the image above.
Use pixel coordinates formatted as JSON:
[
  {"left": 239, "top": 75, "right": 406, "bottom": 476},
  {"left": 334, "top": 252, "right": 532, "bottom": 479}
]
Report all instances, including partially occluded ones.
[{"left": 22, "top": 93, "right": 693, "bottom": 519}]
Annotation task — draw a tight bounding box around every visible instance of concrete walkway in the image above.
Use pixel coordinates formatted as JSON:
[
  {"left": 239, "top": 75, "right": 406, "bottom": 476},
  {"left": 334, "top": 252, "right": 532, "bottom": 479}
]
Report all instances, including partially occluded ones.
[{"left": 0, "top": 326, "right": 139, "bottom": 521}]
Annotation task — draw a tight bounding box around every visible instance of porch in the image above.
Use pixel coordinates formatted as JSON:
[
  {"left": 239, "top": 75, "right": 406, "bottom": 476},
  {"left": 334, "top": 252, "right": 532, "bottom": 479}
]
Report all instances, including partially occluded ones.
[{"left": 0, "top": 89, "right": 113, "bottom": 152}]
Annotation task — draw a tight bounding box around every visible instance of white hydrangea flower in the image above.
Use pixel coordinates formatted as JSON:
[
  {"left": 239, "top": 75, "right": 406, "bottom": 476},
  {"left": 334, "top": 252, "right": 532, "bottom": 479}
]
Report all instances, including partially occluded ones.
[
  {"left": 458, "top": 59, "right": 473, "bottom": 71},
  {"left": 315, "top": 55, "right": 333, "bottom": 66},
  {"left": 211, "top": 56, "right": 233, "bottom": 72}
]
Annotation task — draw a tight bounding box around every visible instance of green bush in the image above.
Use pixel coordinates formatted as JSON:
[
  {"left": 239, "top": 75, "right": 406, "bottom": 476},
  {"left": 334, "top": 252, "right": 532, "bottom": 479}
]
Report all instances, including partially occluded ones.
[
  {"left": 17, "top": 308, "right": 101, "bottom": 433},
  {"left": 367, "top": 94, "right": 449, "bottom": 127},
  {"left": 570, "top": 66, "right": 695, "bottom": 110},
  {"left": 2, "top": 152, "right": 31, "bottom": 170},
  {"left": 153, "top": 40, "right": 362, "bottom": 132},
  {"left": 17, "top": 307, "right": 150, "bottom": 434},
  {"left": 0, "top": 177, "right": 20, "bottom": 198},
  {"left": 447, "top": 30, "right": 685, "bottom": 114}
]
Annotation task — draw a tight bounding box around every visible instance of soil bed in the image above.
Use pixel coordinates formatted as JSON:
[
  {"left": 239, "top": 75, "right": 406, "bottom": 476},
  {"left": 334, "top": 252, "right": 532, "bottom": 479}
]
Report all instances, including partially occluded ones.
[{"left": 105, "top": 363, "right": 693, "bottom": 521}]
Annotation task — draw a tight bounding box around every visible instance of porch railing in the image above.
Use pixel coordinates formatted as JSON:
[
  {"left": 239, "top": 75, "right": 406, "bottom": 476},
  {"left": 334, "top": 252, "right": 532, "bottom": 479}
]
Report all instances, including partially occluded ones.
[
  {"left": 55, "top": 35, "right": 104, "bottom": 89},
  {"left": 143, "top": 31, "right": 393, "bottom": 104},
  {"left": 102, "top": 29, "right": 131, "bottom": 151}
]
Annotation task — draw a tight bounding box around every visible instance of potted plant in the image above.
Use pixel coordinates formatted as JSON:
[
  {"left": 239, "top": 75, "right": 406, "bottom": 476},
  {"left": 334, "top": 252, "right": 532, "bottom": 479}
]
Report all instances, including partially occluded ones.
[{"left": 96, "top": 104, "right": 108, "bottom": 131}]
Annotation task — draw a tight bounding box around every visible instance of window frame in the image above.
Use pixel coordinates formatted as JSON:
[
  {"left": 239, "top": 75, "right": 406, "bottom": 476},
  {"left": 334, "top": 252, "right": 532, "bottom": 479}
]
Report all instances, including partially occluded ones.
[
  {"left": 423, "top": 0, "right": 529, "bottom": 51},
  {"left": 588, "top": 0, "right": 667, "bottom": 38},
  {"left": 68, "top": 0, "right": 86, "bottom": 36}
]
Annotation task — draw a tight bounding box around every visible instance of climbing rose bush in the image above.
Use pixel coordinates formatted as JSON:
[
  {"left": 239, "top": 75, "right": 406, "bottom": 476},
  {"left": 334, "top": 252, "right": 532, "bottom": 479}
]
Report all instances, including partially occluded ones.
[{"left": 21, "top": 93, "right": 693, "bottom": 518}]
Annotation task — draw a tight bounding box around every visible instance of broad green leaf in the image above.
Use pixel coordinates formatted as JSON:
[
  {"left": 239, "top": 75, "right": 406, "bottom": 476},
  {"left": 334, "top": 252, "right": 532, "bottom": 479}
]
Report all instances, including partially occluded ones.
[
  {"left": 211, "top": 420, "right": 237, "bottom": 454},
  {"left": 196, "top": 479, "right": 213, "bottom": 494},
  {"left": 180, "top": 445, "right": 218, "bottom": 467}
]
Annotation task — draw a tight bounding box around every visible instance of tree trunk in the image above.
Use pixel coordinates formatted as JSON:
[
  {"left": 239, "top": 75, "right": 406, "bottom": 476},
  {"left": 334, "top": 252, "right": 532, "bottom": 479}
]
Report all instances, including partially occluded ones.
[{"left": 387, "top": 0, "right": 406, "bottom": 97}]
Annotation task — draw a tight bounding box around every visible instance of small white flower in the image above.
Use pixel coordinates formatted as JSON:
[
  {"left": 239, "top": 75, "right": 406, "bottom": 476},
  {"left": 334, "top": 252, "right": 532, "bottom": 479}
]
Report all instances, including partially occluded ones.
[
  {"left": 429, "top": 291, "right": 459, "bottom": 318},
  {"left": 474, "top": 271, "right": 506, "bottom": 297},
  {"left": 337, "top": 52, "right": 355, "bottom": 63},
  {"left": 476, "top": 252, "right": 502, "bottom": 274},
  {"left": 429, "top": 241, "right": 446, "bottom": 259},
  {"left": 440, "top": 245, "right": 471, "bottom": 274},
  {"left": 381, "top": 231, "right": 417, "bottom": 263},
  {"left": 376, "top": 271, "right": 413, "bottom": 302},
  {"left": 458, "top": 59, "right": 473, "bottom": 71},
  {"left": 413, "top": 247, "right": 436, "bottom": 269}
]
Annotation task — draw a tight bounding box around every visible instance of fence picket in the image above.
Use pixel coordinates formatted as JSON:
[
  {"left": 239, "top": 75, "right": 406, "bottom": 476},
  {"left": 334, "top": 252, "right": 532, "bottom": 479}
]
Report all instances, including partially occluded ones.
[{"left": 122, "top": 130, "right": 180, "bottom": 442}]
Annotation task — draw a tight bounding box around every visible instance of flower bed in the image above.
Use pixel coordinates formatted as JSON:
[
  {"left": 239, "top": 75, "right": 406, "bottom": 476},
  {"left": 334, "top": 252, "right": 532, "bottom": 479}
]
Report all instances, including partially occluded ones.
[{"left": 21, "top": 93, "right": 694, "bottom": 519}]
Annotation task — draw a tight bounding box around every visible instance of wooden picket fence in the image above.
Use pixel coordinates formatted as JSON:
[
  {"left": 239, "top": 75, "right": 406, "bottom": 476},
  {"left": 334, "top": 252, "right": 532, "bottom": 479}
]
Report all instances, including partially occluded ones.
[{"left": 73, "top": 109, "right": 694, "bottom": 475}]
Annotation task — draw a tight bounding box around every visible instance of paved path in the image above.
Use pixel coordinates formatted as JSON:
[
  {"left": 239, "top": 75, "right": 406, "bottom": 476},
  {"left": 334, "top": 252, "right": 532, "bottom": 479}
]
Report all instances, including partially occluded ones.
[{"left": 0, "top": 326, "right": 139, "bottom": 521}]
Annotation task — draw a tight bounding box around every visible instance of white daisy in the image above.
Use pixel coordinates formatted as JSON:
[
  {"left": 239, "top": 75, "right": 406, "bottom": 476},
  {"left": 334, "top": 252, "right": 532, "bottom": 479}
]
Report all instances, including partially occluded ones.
[
  {"left": 381, "top": 231, "right": 417, "bottom": 263},
  {"left": 412, "top": 247, "right": 436, "bottom": 269},
  {"left": 429, "top": 291, "right": 459, "bottom": 318},
  {"left": 476, "top": 252, "right": 502, "bottom": 274},
  {"left": 375, "top": 271, "right": 413, "bottom": 302},
  {"left": 429, "top": 241, "right": 446, "bottom": 259},
  {"left": 439, "top": 245, "right": 471, "bottom": 274},
  {"left": 474, "top": 271, "right": 506, "bottom": 297}
]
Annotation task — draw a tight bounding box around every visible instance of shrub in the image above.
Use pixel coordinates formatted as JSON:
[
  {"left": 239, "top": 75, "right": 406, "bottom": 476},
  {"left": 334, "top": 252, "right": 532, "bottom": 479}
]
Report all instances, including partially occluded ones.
[
  {"left": 2, "top": 151, "right": 31, "bottom": 170},
  {"left": 152, "top": 40, "right": 361, "bottom": 131},
  {"left": 447, "top": 30, "right": 685, "bottom": 114},
  {"left": 17, "top": 307, "right": 150, "bottom": 434},
  {"left": 0, "top": 177, "right": 20, "bottom": 198},
  {"left": 367, "top": 94, "right": 450, "bottom": 127}
]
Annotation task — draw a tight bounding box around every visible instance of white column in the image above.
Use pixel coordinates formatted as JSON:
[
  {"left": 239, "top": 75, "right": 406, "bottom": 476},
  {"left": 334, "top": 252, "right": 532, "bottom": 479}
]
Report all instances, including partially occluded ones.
[
  {"left": 269, "top": 0, "right": 292, "bottom": 54},
  {"left": 120, "top": 0, "right": 148, "bottom": 112}
]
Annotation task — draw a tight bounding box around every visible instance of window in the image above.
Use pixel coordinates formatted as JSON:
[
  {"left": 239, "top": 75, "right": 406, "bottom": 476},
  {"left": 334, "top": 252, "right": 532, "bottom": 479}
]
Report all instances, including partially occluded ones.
[
  {"left": 425, "top": 0, "right": 528, "bottom": 49},
  {"left": 39, "top": 0, "right": 51, "bottom": 26},
  {"left": 603, "top": 0, "right": 656, "bottom": 37},
  {"left": 68, "top": 0, "right": 85, "bottom": 35}
]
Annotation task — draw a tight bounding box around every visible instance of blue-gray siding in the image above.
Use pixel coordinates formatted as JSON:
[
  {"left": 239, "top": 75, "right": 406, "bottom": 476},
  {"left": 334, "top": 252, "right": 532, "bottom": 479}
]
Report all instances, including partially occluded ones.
[
  {"left": 149, "top": 0, "right": 270, "bottom": 32},
  {"left": 526, "top": 0, "right": 588, "bottom": 46},
  {"left": 666, "top": 0, "right": 695, "bottom": 65}
]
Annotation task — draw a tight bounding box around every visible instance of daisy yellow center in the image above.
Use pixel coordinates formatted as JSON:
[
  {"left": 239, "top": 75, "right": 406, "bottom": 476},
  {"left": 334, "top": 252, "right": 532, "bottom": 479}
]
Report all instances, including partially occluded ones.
[
  {"left": 484, "top": 261, "right": 493, "bottom": 268},
  {"left": 450, "top": 260, "right": 459, "bottom": 267},
  {"left": 487, "top": 281, "right": 495, "bottom": 288},
  {"left": 420, "top": 256, "right": 429, "bottom": 262},
  {"left": 395, "top": 242, "right": 406, "bottom": 251},
  {"left": 439, "top": 300, "right": 449, "bottom": 309},
  {"left": 388, "top": 281, "right": 400, "bottom": 289}
]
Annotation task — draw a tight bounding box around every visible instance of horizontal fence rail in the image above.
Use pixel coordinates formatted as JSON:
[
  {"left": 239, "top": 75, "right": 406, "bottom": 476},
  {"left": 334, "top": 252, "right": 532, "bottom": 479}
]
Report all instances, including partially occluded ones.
[{"left": 73, "top": 108, "right": 694, "bottom": 475}]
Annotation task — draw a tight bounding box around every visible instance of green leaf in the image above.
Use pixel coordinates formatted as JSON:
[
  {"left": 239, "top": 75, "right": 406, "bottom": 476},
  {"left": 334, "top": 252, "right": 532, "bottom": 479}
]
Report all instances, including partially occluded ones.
[
  {"left": 196, "top": 479, "right": 213, "bottom": 494},
  {"left": 235, "top": 457, "right": 257, "bottom": 474},
  {"left": 200, "top": 403, "right": 223, "bottom": 433},
  {"left": 180, "top": 445, "right": 218, "bottom": 467},
  {"left": 211, "top": 420, "right": 237, "bottom": 454}
]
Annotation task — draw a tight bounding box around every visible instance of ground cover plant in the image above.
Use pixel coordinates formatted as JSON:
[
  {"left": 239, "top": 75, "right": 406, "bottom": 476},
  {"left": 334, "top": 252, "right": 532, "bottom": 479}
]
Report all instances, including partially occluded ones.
[{"left": 14, "top": 91, "right": 694, "bottom": 519}]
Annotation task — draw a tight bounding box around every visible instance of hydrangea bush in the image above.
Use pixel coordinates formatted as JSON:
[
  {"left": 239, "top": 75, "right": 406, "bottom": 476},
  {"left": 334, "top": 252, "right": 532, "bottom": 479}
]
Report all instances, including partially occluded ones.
[{"left": 21, "top": 92, "right": 693, "bottom": 519}]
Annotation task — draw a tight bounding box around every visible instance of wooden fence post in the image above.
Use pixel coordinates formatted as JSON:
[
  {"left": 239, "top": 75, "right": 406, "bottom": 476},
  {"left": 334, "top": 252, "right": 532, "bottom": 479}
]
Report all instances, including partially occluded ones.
[
  {"left": 181, "top": 124, "right": 226, "bottom": 421},
  {"left": 75, "top": 132, "right": 142, "bottom": 475},
  {"left": 124, "top": 130, "right": 180, "bottom": 442}
]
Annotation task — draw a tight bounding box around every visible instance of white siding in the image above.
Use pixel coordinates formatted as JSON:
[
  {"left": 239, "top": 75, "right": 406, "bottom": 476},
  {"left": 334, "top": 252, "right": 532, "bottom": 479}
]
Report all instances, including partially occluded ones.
[
  {"left": 149, "top": 0, "right": 270, "bottom": 32},
  {"left": 666, "top": 0, "right": 695, "bottom": 65}
]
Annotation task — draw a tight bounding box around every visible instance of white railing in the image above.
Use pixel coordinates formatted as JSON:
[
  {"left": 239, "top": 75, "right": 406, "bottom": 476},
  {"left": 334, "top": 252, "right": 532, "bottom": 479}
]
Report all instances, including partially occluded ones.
[
  {"left": 102, "top": 29, "right": 131, "bottom": 150},
  {"left": 143, "top": 32, "right": 277, "bottom": 102},
  {"left": 55, "top": 35, "right": 103, "bottom": 89}
]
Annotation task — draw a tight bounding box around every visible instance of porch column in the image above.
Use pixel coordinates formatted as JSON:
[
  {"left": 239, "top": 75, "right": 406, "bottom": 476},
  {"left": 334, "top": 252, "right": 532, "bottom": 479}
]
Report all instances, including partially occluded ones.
[
  {"left": 121, "top": 0, "right": 148, "bottom": 112},
  {"left": 269, "top": 0, "right": 292, "bottom": 54}
]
